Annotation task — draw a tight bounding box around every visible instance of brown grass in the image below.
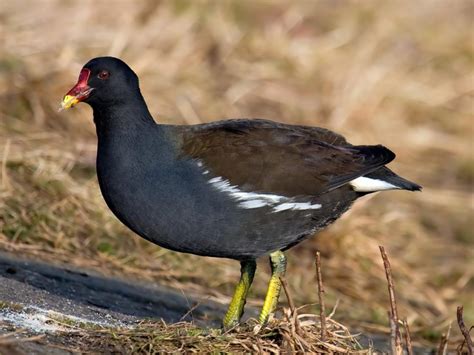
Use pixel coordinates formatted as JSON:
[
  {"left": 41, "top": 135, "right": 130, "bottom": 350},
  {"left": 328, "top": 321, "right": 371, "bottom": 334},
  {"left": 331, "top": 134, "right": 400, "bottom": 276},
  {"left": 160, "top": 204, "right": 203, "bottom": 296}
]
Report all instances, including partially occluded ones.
[
  {"left": 9, "top": 314, "right": 365, "bottom": 354},
  {"left": 1, "top": 0, "right": 473, "bottom": 352}
]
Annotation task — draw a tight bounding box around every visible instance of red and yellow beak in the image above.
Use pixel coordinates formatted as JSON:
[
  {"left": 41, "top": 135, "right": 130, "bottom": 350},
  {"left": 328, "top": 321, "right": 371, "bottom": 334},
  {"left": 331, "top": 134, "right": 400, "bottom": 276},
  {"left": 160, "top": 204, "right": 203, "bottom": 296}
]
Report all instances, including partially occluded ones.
[{"left": 60, "top": 68, "right": 94, "bottom": 111}]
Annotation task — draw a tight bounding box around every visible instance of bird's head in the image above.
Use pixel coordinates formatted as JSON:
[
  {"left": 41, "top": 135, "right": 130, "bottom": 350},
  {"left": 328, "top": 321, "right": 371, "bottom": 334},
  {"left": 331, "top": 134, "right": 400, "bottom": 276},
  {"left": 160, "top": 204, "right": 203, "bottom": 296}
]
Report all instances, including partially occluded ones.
[{"left": 60, "top": 56, "right": 140, "bottom": 111}]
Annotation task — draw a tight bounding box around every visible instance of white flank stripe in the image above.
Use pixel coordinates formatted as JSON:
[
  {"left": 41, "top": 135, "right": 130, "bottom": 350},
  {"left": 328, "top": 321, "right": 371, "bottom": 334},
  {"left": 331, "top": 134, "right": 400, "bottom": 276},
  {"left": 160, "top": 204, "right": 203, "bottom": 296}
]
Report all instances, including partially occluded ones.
[
  {"left": 273, "top": 202, "right": 322, "bottom": 212},
  {"left": 349, "top": 176, "right": 399, "bottom": 192},
  {"left": 238, "top": 200, "right": 268, "bottom": 209},
  {"left": 207, "top": 176, "right": 321, "bottom": 212}
]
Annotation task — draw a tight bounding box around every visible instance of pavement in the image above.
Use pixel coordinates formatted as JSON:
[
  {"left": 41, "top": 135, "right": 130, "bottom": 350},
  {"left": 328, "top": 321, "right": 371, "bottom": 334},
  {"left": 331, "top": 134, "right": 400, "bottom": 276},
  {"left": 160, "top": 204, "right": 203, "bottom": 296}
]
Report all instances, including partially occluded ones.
[{"left": 0, "top": 252, "right": 224, "bottom": 354}]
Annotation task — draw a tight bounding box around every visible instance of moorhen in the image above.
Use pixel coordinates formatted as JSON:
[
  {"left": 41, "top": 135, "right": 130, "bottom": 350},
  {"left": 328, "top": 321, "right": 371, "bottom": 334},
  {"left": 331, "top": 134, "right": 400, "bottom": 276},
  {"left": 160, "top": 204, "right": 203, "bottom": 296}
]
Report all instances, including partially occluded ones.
[{"left": 61, "top": 57, "right": 421, "bottom": 328}]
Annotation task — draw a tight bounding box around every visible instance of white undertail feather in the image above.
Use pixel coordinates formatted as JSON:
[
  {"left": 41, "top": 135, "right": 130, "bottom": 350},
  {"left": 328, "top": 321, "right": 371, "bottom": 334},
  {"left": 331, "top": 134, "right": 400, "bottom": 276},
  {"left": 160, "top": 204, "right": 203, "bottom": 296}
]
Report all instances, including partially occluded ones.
[{"left": 349, "top": 176, "right": 399, "bottom": 192}]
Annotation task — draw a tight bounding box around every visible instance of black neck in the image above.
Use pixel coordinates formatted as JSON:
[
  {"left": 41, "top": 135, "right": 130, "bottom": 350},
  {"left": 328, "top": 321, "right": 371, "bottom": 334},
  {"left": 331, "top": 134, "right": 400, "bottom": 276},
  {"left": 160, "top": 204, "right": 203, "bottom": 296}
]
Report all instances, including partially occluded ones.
[{"left": 92, "top": 93, "right": 157, "bottom": 137}]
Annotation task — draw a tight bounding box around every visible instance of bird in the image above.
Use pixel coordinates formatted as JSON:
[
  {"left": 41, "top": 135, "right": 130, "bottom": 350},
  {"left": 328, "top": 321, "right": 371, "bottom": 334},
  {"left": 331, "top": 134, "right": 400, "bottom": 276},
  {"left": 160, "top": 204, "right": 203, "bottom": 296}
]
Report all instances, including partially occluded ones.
[{"left": 60, "top": 56, "right": 421, "bottom": 328}]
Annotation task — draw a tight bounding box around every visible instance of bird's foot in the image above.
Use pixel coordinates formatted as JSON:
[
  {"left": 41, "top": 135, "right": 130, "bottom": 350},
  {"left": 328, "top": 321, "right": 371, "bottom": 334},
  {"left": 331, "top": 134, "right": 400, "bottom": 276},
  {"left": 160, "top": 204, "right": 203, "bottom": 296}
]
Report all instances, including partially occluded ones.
[
  {"left": 222, "top": 260, "right": 256, "bottom": 329},
  {"left": 258, "top": 251, "right": 286, "bottom": 325}
]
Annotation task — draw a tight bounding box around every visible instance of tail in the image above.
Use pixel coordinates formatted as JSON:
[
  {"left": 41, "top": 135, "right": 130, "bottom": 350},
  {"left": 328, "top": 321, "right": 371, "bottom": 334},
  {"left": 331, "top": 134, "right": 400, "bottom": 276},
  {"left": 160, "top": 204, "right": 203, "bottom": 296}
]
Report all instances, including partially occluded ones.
[{"left": 350, "top": 166, "right": 422, "bottom": 193}]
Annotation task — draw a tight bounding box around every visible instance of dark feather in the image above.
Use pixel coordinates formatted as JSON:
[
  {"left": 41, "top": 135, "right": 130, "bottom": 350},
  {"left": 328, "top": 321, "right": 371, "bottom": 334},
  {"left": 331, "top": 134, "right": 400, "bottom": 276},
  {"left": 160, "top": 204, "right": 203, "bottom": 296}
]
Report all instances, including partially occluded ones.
[{"left": 172, "top": 119, "right": 395, "bottom": 197}]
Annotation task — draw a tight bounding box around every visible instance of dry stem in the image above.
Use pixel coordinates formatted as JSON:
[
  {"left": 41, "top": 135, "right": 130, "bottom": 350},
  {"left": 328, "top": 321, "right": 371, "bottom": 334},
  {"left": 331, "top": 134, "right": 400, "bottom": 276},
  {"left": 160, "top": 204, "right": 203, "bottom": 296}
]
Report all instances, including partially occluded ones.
[
  {"left": 436, "top": 322, "right": 451, "bottom": 355},
  {"left": 403, "top": 318, "right": 413, "bottom": 355},
  {"left": 379, "top": 246, "right": 402, "bottom": 355},
  {"left": 457, "top": 306, "right": 473, "bottom": 355},
  {"left": 315, "top": 251, "right": 327, "bottom": 342},
  {"left": 280, "top": 275, "right": 300, "bottom": 334}
]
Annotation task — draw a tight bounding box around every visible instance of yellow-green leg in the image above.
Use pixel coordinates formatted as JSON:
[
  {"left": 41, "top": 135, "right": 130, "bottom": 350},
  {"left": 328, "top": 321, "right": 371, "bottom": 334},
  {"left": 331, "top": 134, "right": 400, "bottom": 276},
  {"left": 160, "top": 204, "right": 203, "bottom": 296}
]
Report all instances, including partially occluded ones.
[
  {"left": 223, "top": 260, "right": 256, "bottom": 328},
  {"left": 259, "top": 250, "right": 287, "bottom": 325}
]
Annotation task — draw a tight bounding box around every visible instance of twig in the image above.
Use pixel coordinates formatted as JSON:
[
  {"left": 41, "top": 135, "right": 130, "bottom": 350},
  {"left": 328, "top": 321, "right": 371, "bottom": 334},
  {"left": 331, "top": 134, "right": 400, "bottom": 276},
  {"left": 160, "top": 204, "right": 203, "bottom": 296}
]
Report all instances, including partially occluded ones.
[
  {"left": 403, "top": 318, "right": 413, "bottom": 355},
  {"left": 379, "top": 246, "right": 402, "bottom": 355},
  {"left": 436, "top": 322, "right": 451, "bottom": 355},
  {"left": 457, "top": 306, "right": 473, "bottom": 355},
  {"left": 315, "top": 251, "right": 327, "bottom": 342},
  {"left": 0, "top": 330, "right": 24, "bottom": 340},
  {"left": 179, "top": 288, "right": 200, "bottom": 322},
  {"left": 327, "top": 298, "right": 340, "bottom": 319},
  {"left": 388, "top": 313, "right": 401, "bottom": 355},
  {"left": 0, "top": 332, "right": 45, "bottom": 345},
  {"left": 280, "top": 276, "right": 300, "bottom": 334},
  {"left": 179, "top": 300, "right": 202, "bottom": 322}
]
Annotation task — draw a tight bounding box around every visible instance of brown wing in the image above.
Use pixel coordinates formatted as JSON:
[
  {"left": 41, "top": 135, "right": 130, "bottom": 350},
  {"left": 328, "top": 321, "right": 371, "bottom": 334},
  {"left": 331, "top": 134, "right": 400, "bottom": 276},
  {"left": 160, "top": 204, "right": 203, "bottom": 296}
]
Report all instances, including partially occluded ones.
[{"left": 172, "top": 119, "right": 395, "bottom": 197}]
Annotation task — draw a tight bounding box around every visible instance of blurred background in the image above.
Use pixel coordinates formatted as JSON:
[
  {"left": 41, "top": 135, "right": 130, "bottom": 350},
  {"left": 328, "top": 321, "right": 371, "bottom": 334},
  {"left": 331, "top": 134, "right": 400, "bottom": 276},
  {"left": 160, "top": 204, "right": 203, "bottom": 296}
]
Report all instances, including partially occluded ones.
[{"left": 1, "top": 0, "right": 472, "bottom": 348}]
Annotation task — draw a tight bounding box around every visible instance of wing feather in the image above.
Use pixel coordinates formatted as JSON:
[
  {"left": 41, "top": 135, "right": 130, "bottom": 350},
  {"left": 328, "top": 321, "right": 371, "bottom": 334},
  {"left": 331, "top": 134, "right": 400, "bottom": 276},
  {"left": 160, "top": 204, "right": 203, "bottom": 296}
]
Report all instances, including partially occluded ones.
[{"left": 172, "top": 119, "right": 395, "bottom": 197}]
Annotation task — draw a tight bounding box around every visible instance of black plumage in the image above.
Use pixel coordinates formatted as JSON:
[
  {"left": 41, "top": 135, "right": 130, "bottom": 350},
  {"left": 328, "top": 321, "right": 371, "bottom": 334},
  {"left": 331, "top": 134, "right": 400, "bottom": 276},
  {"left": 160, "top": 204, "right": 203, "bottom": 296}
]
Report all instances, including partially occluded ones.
[{"left": 61, "top": 56, "right": 421, "bottom": 327}]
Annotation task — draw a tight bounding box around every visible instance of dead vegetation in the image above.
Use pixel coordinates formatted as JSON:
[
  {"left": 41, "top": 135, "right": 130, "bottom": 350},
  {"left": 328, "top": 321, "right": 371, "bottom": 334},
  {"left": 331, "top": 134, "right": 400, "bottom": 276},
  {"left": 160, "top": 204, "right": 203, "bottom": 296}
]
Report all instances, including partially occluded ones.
[
  {"left": 0, "top": 313, "right": 364, "bottom": 354},
  {"left": 0, "top": 0, "right": 473, "bottom": 353}
]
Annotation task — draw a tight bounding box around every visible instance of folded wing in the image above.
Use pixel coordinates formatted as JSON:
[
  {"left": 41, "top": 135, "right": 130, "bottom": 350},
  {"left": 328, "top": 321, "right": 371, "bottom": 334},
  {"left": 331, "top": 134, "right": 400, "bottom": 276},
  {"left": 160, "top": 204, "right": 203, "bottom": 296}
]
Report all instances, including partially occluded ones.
[{"left": 173, "top": 119, "right": 395, "bottom": 197}]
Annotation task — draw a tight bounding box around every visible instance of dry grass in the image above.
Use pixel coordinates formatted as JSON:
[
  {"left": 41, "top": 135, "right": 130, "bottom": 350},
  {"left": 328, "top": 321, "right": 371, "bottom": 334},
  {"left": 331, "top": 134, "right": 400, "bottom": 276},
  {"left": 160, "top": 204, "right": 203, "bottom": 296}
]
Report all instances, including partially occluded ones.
[
  {"left": 1, "top": 0, "right": 473, "bottom": 352},
  {"left": 0, "top": 314, "right": 364, "bottom": 353}
]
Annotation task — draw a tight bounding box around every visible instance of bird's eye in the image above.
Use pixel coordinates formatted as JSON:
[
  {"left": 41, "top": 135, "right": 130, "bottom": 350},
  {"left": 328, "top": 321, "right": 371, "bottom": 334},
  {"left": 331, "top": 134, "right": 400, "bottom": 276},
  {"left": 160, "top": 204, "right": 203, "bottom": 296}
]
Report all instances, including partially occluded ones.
[{"left": 98, "top": 70, "right": 110, "bottom": 80}]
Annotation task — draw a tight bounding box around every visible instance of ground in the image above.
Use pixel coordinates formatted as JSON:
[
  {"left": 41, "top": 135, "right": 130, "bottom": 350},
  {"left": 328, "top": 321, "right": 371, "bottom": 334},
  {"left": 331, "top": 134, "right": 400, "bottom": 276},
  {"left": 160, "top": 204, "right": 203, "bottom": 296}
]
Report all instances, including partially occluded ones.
[
  {"left": 0, "top": 253, "right": 419, "bottom": 353},
  {"left": 0, "top": 253, "right": 221, "bottom": 353},
  {"left": 0, "top": 0, "right": 473, "bottom": 353}
]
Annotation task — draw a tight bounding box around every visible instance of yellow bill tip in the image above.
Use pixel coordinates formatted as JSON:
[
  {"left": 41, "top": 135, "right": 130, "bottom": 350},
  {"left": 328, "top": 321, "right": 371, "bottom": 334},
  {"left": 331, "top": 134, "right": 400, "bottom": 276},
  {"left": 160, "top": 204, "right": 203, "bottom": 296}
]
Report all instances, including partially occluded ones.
[{"left": 59, "top": 95, "right": 79, "bottom": 112}]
